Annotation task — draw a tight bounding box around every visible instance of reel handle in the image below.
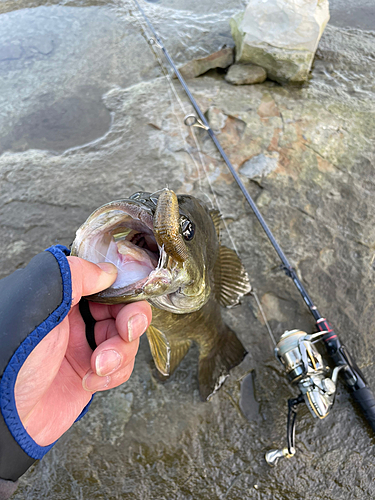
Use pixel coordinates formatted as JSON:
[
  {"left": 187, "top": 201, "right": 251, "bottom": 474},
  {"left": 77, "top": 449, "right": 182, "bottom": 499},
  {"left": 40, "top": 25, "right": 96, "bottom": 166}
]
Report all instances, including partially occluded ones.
[{"left": 265, "top": 447, "right": 295, "bottom": 467}]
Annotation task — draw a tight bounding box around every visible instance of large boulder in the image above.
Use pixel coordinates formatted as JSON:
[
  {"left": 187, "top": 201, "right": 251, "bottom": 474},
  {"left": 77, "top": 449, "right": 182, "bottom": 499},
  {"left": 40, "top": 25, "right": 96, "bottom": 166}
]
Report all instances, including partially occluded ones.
[{"left": 230, "top": 0, "right": 330, "bottom": 83}]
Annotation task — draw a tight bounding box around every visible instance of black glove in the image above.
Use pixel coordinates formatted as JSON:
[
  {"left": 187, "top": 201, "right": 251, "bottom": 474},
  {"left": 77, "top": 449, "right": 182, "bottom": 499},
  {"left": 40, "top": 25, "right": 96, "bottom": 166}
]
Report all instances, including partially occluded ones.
[{"left": 0, "top": 246, "right": 92, "bottom": 488}]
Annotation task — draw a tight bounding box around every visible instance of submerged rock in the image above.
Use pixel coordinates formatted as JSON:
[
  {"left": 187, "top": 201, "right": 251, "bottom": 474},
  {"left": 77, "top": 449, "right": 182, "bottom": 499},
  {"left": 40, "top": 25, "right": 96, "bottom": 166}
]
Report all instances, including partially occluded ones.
[
  {"left": 176, "top": 47, "right": 234, "bottom": 79},
  {"left": 225, "top": 63, "right": 267, "bottom": 84},
  {"left": 230, "top": 0, "right": 330, "bottom": 83}
]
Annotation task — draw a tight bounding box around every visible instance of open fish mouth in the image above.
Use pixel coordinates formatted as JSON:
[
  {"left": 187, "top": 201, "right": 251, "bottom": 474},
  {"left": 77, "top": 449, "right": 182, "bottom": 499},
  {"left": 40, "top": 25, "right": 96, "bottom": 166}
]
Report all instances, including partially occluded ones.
[{"left": 71, "top": 192, "right": 182, "bottom": 301}]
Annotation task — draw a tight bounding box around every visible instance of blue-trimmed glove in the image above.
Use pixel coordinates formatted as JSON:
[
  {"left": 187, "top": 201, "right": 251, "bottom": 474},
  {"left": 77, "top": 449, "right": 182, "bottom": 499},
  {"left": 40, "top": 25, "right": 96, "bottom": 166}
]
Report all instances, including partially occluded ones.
[{"left": 0, "top": 246, "right": 93, "bottom": 486}]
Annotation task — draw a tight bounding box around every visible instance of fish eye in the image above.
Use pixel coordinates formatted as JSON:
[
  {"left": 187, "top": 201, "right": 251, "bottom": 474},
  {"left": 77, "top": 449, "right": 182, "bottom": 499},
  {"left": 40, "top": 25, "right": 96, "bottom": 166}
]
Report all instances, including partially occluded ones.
[{"left": 180, "top": 217, "right": 195, "bottom": 241}]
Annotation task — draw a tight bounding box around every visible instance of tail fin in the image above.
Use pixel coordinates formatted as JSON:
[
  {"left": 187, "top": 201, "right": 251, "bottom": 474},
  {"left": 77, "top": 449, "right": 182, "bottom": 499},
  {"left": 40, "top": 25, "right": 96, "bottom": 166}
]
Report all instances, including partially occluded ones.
[{"left": 198, "top": 325, "right": 247, "bottom": 401}]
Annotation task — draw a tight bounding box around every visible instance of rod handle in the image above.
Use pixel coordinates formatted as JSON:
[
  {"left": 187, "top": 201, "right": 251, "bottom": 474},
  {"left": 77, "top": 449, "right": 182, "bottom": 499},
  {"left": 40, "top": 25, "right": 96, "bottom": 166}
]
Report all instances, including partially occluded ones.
[{"left": 351, "top": 387, "right": 375, "bottom": 432}]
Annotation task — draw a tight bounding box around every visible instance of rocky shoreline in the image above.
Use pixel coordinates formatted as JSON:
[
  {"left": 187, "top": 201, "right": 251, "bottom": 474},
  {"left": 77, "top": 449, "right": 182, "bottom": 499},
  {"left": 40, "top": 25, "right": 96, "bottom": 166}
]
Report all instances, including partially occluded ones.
[{"left": 1, "top": 1, "right": 375, "bottom": 498}]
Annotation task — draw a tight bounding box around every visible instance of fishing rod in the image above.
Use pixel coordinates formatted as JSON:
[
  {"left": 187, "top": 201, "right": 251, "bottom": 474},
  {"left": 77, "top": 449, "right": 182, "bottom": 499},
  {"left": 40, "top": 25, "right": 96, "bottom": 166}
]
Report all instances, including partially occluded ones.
[{"left": 132, "top": 0, "right": 375, "bottom": 464}]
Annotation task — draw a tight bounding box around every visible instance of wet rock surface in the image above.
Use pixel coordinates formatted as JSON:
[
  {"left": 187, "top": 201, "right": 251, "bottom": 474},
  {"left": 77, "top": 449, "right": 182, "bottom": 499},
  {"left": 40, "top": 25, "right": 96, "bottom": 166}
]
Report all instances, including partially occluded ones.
[
  {"left": 225, "top": 63, "right": 267, "bottom": 85},
  {"left": 0, "top": 0, "right": 375, "bottom": 499}
]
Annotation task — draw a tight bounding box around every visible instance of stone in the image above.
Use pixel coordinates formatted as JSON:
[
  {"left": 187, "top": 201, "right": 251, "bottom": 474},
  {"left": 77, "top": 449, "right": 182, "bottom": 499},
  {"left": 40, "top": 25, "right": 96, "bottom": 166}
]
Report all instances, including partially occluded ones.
[
  {"left": 205, "top": 106, "right": 228, "bottom": 133},
  {"left": 176, "top": 47, "right": 234, "bottom": 79},
  {"left": 230, "top": 0, "right": 330, "bottom": 83},
  {"left": 239, "top": 152, "right": 279, "bottom": 178},
  {"left": 225, "top": 63, "right": 267, "bottom": 84}
]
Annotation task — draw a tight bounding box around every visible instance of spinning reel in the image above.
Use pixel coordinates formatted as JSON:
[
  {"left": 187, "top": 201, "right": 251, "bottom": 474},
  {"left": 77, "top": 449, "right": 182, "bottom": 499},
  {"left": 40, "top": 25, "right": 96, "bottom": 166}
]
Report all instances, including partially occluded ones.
[{"left": 265, "top": 329, "right": 343, "bottom": 467}]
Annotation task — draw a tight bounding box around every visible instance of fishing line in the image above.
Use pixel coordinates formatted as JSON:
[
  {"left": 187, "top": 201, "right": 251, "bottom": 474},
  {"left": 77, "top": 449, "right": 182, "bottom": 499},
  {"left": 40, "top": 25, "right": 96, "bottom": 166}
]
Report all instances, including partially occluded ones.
[
  {"left": 130, "top": 0, "right": 276, "bottom": 347},
  {"left": 251, "top": 290, "right": 277, "bottom": 346},
  {"left": 130, "top": 0, "right": 375, "bottom": 462},
  {"left": 130, "top": 0, "right": 275, "bottom": 348},
  {"left": 130, "top": 1, "right": 241, "bottom": 257}
]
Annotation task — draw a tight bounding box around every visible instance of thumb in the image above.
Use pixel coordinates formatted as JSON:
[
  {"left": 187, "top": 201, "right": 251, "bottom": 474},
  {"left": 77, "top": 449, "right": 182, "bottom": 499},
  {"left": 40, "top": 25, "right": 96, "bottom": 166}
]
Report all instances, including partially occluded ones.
[{"left": 67, "top": 256, "right": 118, "bottom": 306}]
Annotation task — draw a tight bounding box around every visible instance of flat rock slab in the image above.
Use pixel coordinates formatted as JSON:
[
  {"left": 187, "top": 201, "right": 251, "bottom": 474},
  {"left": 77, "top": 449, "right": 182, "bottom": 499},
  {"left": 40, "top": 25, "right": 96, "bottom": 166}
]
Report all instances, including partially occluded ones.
[
  {"left": 225, "top": 63, "right": 267, "bottom": 84},
  {"left": 177, "top": 47, "right": 234, "bottom": 79}
]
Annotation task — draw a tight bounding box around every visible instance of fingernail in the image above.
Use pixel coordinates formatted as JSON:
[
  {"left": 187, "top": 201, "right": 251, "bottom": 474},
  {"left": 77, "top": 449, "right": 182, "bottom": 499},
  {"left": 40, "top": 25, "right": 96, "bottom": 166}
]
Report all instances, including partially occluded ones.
[
  {"left": 128, "top": 314, "right": 148, "bottom": 342},
  {"left": 95, "top": 350, "right": 122, "bottom": 376},
  {"left": 82, "top": 370, "right": 111, "bottom": 392},
  {"left": 97, "top": 262, "right": 117, "bottom": 274}
]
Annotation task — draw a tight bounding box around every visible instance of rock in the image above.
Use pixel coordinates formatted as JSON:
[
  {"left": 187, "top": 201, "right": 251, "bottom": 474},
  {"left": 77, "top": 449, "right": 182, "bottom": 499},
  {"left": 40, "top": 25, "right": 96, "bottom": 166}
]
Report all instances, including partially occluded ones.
[
  {"left": 176, "top": 47, "right": 234, "bottom": 79},
  {"left": 225, "top": 63, "right": 267, "bottom": 84},
  {"left": 239, "top": 153, "right": 279, "bottom": 178},
  {"left": 4, "top": 1, "right": 375, "bottom": 498},
  {"left": 205, "top": 107, "right": 228, "bottom": 132},
  {"left": 230, "top": 0, "right": 330, "bottom": 83}
]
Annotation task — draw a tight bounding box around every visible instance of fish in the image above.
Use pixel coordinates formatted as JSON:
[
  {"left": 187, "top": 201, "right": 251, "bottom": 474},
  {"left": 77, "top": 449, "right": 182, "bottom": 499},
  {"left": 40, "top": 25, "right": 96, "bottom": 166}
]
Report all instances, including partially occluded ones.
[{"left": 71, "top": 189, "right": 251, "bottom": 400}]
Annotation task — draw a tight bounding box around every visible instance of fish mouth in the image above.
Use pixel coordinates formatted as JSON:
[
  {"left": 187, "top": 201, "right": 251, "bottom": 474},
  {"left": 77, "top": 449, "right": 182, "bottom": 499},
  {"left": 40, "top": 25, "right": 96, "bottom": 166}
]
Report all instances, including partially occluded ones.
[{"left": 71, "top": 192, "right": 183, "bottom": 301}]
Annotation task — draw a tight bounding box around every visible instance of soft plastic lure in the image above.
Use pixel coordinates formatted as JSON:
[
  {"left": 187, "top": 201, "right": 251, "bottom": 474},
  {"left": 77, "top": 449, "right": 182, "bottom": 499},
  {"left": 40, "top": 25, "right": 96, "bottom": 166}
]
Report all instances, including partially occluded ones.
[{"left": 153, "top": 189, "right": 189, "bottom": 263}]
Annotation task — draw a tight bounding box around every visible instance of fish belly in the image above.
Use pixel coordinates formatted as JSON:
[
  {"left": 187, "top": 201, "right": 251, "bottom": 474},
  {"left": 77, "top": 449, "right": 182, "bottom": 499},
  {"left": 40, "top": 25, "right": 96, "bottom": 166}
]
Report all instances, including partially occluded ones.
[{"left": 148, "top": 299, "right": 247, "bottom": 400}]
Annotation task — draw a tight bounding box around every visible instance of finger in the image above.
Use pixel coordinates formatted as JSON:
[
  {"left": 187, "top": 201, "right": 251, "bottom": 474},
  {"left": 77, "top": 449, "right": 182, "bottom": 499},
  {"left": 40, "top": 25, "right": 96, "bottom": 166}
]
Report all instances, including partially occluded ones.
[
  {"left": 67, "top": 256, "right": 118, "bottom": 307},
  {"left": 92, "top": 304, "right": 151, "bottom": 355},
  {"left": 87, "top": 302, "right": 125, "bottom": 322},
  {"left": 82, "top": 360, "right": 135, "bottom": 392},
  {"left": 115, "top": 302, "right": 152, "bottom": 342},
  {"left": 88, "top": 300, "right": 152, "bottom": 324},
  {"left": 91, "top": 334, "right": 140, "bottom": 377},
  {"left": 93, "top": 318, "right": 118, "bottom": 347}
]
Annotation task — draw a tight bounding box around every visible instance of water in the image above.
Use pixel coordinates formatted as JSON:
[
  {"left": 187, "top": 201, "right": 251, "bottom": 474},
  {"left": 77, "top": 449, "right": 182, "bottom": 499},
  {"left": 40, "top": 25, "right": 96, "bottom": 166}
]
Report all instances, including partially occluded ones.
[{"left": 1, "top": 0, "right": 375, "bottom": 499}]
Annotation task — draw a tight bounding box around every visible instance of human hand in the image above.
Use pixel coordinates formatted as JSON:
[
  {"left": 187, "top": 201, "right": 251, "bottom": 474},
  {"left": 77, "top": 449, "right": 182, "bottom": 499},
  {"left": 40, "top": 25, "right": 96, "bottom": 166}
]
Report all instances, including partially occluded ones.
[{"left": 14, "top": 256, "right": 152, "bottom": 448}]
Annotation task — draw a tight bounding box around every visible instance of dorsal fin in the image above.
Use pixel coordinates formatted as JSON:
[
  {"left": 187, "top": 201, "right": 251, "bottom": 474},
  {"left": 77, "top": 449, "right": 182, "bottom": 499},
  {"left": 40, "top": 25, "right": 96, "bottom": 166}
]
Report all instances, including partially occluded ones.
[
  {"left": 209, "top": 209, "right": 222, "bottom": 240},
  {"left": 146, "top": 325, "right": 171, "bottom": 376},
  {"left": 214, "top": 245, "right": 251, "bottom": 307}
]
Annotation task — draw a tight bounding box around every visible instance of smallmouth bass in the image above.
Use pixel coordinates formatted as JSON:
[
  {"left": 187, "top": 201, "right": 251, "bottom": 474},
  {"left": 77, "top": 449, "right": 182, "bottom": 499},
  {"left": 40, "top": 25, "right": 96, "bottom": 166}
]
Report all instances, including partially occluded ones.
[{"left": 71, "top": 189, "right": 251, "bottom": 400}]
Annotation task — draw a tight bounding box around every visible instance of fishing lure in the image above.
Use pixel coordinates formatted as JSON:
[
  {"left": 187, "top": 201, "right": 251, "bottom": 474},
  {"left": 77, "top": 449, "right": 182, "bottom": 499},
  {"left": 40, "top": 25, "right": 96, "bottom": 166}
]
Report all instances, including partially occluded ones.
[{"left": 153, "top": 189, "right": 189, "bottom": 263}]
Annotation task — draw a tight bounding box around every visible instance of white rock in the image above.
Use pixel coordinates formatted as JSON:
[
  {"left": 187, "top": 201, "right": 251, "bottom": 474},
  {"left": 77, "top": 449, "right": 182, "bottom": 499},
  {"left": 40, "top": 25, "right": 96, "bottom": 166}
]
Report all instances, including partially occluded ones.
[{"left": 230, "top": 0, "right": 330, "bottom": 83}]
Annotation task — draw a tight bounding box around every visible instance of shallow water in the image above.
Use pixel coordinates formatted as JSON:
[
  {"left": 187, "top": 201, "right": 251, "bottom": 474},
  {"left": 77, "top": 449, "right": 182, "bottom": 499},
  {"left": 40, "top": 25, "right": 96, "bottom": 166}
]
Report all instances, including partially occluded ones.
[{"left": 1, "top": 0, "right": 375, "bottom": 499}]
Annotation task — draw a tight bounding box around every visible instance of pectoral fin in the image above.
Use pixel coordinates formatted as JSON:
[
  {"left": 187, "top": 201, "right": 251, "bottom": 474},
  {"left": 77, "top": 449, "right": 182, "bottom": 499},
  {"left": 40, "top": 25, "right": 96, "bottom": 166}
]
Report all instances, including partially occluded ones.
[
  {"left": 146, "top": 325, "right": 171, "bottom": 376},
  {"left": 147, "top": 325, "right": 192, "bottom": 378},
  {"left": 214, "top": 245, "right": 251, "bottom": 307}
]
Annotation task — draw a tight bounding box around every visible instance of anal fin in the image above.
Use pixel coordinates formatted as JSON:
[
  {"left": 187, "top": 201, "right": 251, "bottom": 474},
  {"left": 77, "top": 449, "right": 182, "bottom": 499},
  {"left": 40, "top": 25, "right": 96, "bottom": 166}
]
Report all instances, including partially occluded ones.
[
  {"left": 198, "top": 324, "right": 247, "bottom": 401},
  {"left": 169, "top": 338, "right": 192, "bottom": 376}
]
